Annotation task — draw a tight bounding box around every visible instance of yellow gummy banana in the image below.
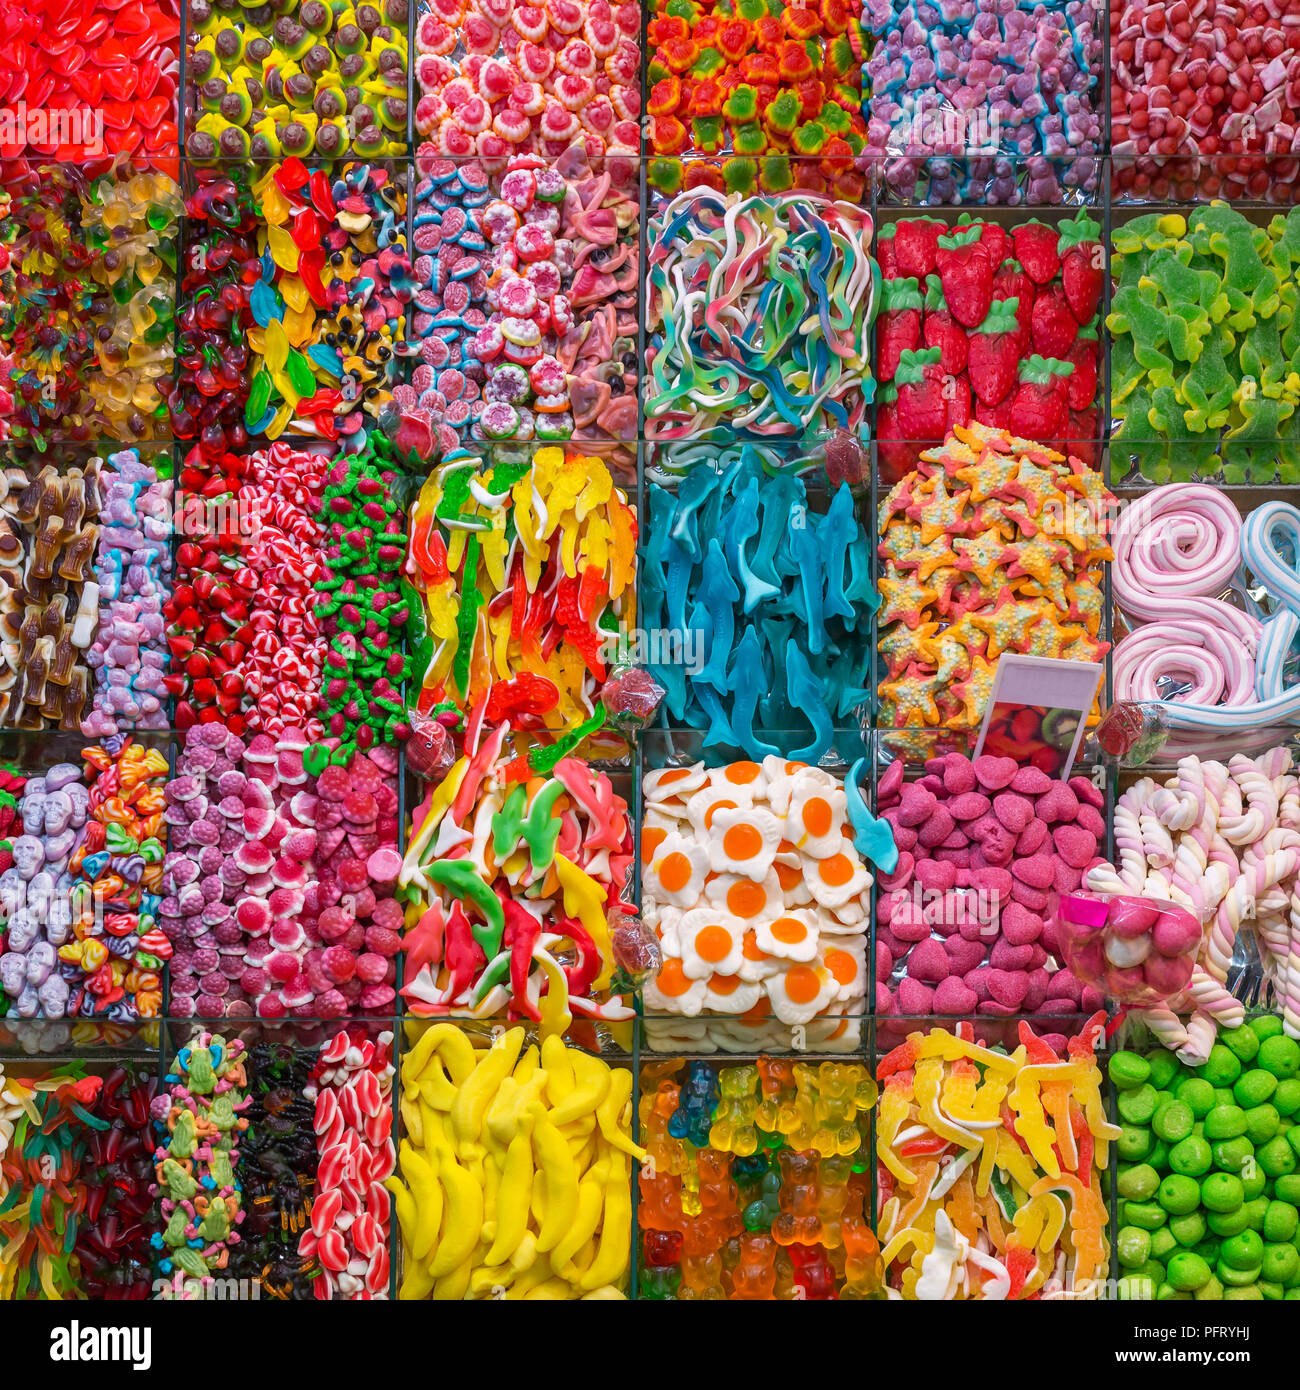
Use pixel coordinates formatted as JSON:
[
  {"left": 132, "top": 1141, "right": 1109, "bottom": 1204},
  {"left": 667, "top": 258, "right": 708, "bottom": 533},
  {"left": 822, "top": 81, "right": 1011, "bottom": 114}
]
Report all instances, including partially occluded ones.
[
  {"left": 548, "top": 1048, "right": 611, "bottom": 1128},
  {"left": 531, "top": 1102, "right": 579, "bottom": 1254},
  {"left": 484, "top": 1113, "right": 536, "bottom": 1267},
  {"left": 579, "top": 1151, "right": 631, "bottom": 1292},
  {"left": 596, "top": 1067, "right": 648, "bottom": 1164},
  {"left": 427, "top": 1136, "right": 483, "bottom": 1278},
  {"left": 451, "top": 1028, "right": 524, "bottom": 1147},
  {"left": 551, "top": 1157, "right": 609, "bottom": 1278}
]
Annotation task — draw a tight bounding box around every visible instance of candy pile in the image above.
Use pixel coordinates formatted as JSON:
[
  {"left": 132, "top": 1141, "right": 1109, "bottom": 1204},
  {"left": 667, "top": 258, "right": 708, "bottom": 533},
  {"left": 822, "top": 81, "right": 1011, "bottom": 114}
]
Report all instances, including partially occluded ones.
[
  {"left": 3, "top": 166, "right": 180, "bottom": 445},
  {"left": 1109, "top": 205, "right": 1300, "bottom": 484},
  {"left": 185, "top": 0, "right": 408, "bottom": 162},
  {"left": 641, "top": 759, "right": 875, "bottom": 1053},
  {"left": 646, "top": 190, "right": 877, "bottom": 442},
  {"left": 64, "top": 739, "right": 170, "bottom": 1023},
  {"left": 877, "top": 1016, "right": 1116, "bottom": 1299},
  {"left": 875, "top": 753, "right": 1108, "bottom": 1027},
  {"left": 864, "top": 0, "right": 1102, "bottom": 205},
  {"left": 391, "top": 1026, "right": 643, "bottom": 1299},
  {"left": 0, "top": 0, "right": 179, "bottom": 162},
  {"left": 1112, "top": 1024, "right": 1300, "bottom": 1301},
  {"left": 877, "top": 423, "right": 1112, "bottom": 733},
  {"left": 228, "top": 1042, "right": 319, "bottom": 1299},
  {"left": 0, "top": 1068, "right": 100, "bottom": 1299},
  {"left": 162, "top": 724, "right": 401, "bottom": 1020},
  {"left": 166, "top": 169, "right": 260, "bottom": 457},
  {"left": 247, "top": 160, "right": 413, "bottom": 444},
  {"left": 0, "top": 457, "right": 102, "bottom": 730},
  {"left": 639, "top": 1058, "right": 881, "bottom": 1300},
  {"left": 0, "top": 762, "right": 85, "bottom": 1022},
  {"left": 413, "top": 0, "right": 641, "bottom": 165},
  {"left": 315, "top": 444, "right": 411, "bottom": 753},
  {"left": 1109, "top": 487, "right": 1300, "bottom": 739},
  {"left": 646, "top": 0, "right": 867, "bottom": 199},
  {"left": 876, "top": 213, "right": 1103, "bottom": 478},
  {"left": 645, "top": 463, "right": 874, "bottom": 761},
  {"left": 73, "top": 1065, "right": 159, "bottom": 1300},
  {"left": 84, "top": 449, "right": 172, "bottom": 737},
  {"left": 1086, "top": 750, "right": 1300, "bottom": 1063},
  {"left": 1111, "top": 0, "right": 1300, "bottom": 203},
  {"left": 151, "top": 1032, "right": 249, "bottom": 1291},
  {"left": 1112, "top": 1023, "right": 1300, "bottom": 1301},
  {"left": 301, "top": 1028, "right": 394, "bottom": 1300},
  {"left": 404, "top": 150, "right": 639, "bottom": 456},
  {"left": 163, "top": 444, "right": 328, "bottom": 736},
  {"left": 406, "top": 447, "right": 636, "bottom": 741},
  {"left": 400, "top": 730, "right": 634, "bottom": 1032}
]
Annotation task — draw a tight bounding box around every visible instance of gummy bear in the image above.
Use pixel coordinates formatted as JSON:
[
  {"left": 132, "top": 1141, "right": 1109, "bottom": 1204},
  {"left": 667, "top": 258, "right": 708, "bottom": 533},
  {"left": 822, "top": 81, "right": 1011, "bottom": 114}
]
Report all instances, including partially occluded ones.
[{"left": 771, "top": 1150, "right": 823, "bottom": 1247}]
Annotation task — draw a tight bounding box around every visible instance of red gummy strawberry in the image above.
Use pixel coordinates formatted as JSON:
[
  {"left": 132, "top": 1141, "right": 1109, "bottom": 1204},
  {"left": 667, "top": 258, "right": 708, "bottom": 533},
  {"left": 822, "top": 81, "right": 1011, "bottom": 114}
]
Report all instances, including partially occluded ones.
[
  {"left": 935, "top": 226, "right": 994, "bottom": 329},
  {"left": 992, "top": 259, "right": 1035, "bottom": 348},
  {"left": 1009, "top": 355, "right": 1074, "bottom": 442},
  {"left": 1059, "top": 211, "right": 1104, "bottom": 324},
  {"left": 962, "top": 217, "right": 1008, "bottom": 270},
  {"left": 893, "top": 346, "right": 949, "bottom": 442},
  {"left": 1031, "top": 287, "right": 1079, "bottom": 359},
  {"left": 921, "top": 275, "right": 968, "bottom": 376},
  {"left": 875, "top": 383, "right": 915, "bottom": 482},
  {"left": 877, "top": 275, "right": 923, "bottom": 382},
  {"left": 944, "top": 373, "right": 972, "bottom": 432},
  {"left": 974, "top": 395, "right": 1015, "bottom": 431},
  {"left": 1069, "top": 409, "right": 1099, "bottom": 466},
  {"left": 887, "top": 216, "right": 944, "bottom": 279},
  {"left": 1064, "top": 325, "right": 1099, "bottom": 411},
  {"left": 1010, "top": 221, "right": 1061, "bottom": 285},
  {"left": 966, "top": 298, "right": 1022, "bottom": 406}
]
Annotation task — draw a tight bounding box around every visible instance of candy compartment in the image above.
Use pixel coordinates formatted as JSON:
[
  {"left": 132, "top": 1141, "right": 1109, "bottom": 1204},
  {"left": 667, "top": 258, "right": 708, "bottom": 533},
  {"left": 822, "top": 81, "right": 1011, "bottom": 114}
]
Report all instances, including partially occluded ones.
[
  {"left": 1108, "top": 203, "right": 1300, "bottom": 487},
  {"left": 864, "top": 0, "right": 1105, "bottom": 208},
  {"left": 406, "top": 149, "right": 641, "bottom": 460},
  {"left": 636, "top": 1054, "right": 881, "bottom": 1299}
]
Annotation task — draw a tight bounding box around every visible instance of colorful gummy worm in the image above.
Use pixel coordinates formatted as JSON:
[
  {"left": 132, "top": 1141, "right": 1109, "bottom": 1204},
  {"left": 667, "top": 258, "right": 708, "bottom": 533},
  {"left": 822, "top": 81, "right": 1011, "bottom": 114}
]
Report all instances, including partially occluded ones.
[
  {"left": 875, "top": 1017, "right": 1115, "bottom": 1299},
  {"left": 638, "top": 1058, "right": 882, "bottom": 1300},
  {"left": 405, "top": 446, "right": 637, "bottom": 746},
  {"left": 399, "top": 727, "right": 635, "bottom": 1035},
  {"left": 646, "top": 190, "right": 878, "bottom": 442}
]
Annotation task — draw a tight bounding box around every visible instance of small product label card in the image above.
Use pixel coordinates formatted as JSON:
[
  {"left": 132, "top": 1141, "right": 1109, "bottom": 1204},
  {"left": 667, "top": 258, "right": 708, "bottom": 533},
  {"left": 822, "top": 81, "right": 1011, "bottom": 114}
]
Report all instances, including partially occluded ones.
[{"left": 973, "top": 655, "right": 1105, "bottom": 780}]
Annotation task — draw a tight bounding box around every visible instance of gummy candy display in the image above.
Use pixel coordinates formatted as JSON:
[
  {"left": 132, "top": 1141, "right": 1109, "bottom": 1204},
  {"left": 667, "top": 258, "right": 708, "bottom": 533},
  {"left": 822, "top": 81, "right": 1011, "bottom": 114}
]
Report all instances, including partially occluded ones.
[
  {"left": 403, "top": 150, "right": 640, "bottom": 458},
  {"left": 405, "top": 446, "right": 636, "bottom": 743},
  {"left": 1, "top": 165, "right": 180, "bottom": 445},
  {"left": 876, "top": 1017, "right": 1115, "bottom": 1299},
  {"left": 12, "top": 0, "right": 1300, "bottom": 1322},
  {"left": 641, "top": 759, "right": 877, "bottom": 1053},
  {"left": 638, "top": 1058, "right": 881, "bottom": 1299},
  {"left": 184, "top": 0, "right": 409, "bottom": 161},
  {"left": 392, "top": 1026, "right": 641, "bottom": 1298},
  {"left": 399, "top": 731, "right": 635, "bottom": 1034}
]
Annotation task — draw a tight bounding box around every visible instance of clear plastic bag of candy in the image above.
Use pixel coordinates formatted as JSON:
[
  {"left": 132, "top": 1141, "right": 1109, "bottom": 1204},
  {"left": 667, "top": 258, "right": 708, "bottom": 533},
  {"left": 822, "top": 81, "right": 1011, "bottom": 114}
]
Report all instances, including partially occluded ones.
[
  {"left": 600, "top": 664, "right": 666, "bottom": 735},
  {"left": 1054, "top": 890, "right": 1202, "bottom": 1006},
  {"left": 404, "top": 706, "right": 458, "bottom": 781}
]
